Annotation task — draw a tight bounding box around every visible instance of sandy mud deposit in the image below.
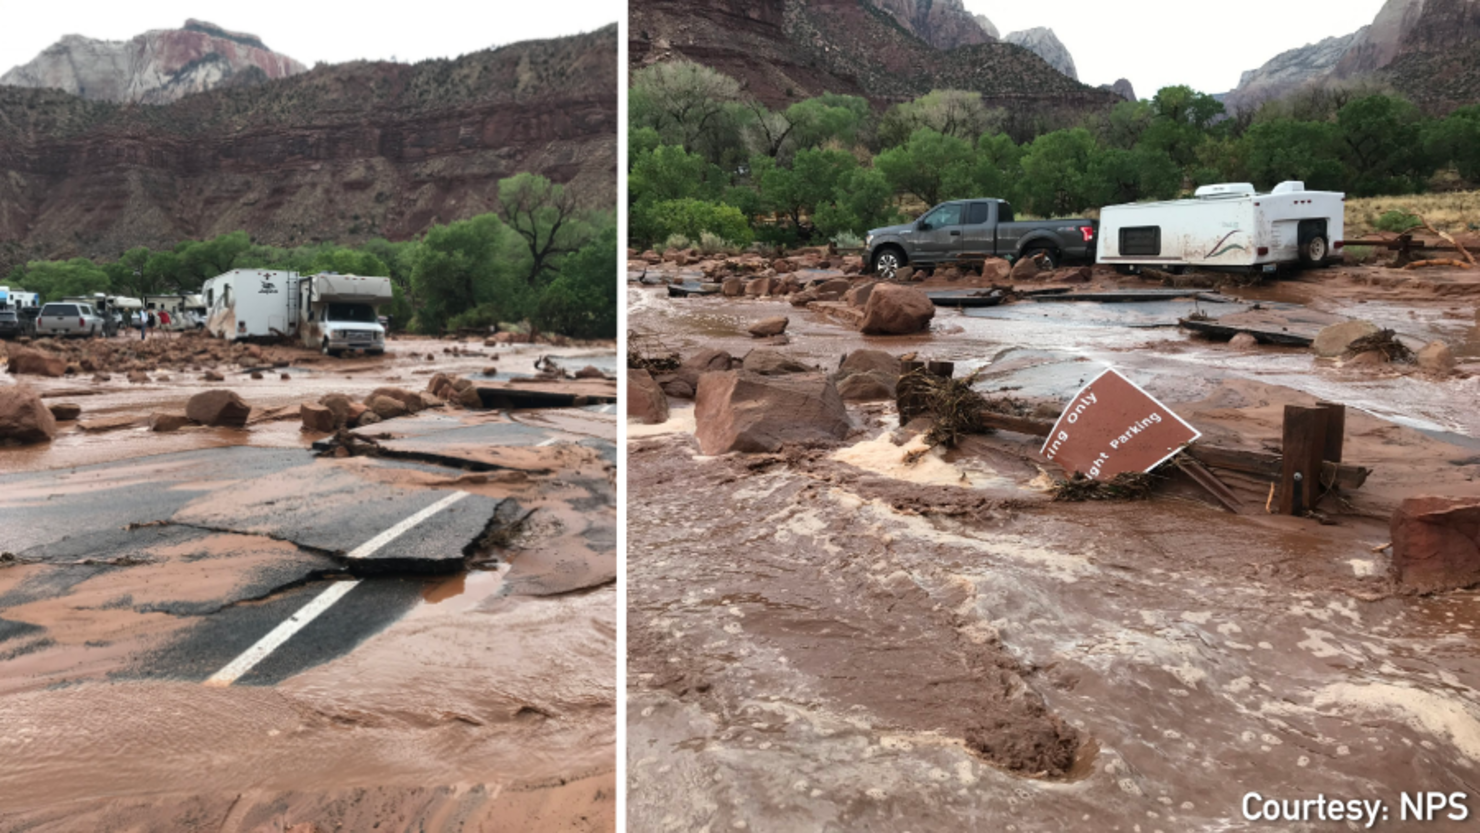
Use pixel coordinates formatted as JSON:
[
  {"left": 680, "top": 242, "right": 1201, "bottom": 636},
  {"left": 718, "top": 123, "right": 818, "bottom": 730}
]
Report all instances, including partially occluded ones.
[
  {"left": 627, "top": 252, "right": 1480, "bottom": 831},
  {"left": 0, "top": 333, "right": 617, "bottom": 831}
]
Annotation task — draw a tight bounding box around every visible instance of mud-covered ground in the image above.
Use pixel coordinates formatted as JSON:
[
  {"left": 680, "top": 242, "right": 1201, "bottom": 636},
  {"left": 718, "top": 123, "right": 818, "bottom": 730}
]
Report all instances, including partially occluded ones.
[
  {"left": 626, "top": 261, "right": 1480, "bottom": 831},
  {"left": 1, "top": 335, "right": 617, "bottom": 832}
]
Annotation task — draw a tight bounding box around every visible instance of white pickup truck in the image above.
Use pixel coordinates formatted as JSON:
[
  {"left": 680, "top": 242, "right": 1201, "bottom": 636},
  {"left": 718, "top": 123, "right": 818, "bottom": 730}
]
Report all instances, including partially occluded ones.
[{"left": 35, "top": 302, "right": 104, "bottom": 338}]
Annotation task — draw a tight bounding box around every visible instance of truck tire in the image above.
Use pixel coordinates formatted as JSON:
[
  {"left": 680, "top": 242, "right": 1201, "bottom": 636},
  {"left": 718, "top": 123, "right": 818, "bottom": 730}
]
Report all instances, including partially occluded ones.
[
  {"left": 1299, "top": 235, "right": 1328, "bottom": 266},
  {"left": 1022, "top": 246, "right": 1059, "bottom": 270},
  {"left": 872, "top": 247, "right": 907, "bottom": 280},
  {"left": 321, "top": 338, "right": 338, "bottom": 358}
]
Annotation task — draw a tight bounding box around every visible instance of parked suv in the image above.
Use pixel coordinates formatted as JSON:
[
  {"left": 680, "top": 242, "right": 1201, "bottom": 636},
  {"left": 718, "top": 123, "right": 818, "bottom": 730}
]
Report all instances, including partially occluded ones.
[
  {"left": 35, "top": 302, "right": 103, "bottom": 338},
  {"left": 866, "top": 198, "right": 1098, "bottom": 278},
  {"left": 0, "top": 307, "right": 20, "bottom": 339}
]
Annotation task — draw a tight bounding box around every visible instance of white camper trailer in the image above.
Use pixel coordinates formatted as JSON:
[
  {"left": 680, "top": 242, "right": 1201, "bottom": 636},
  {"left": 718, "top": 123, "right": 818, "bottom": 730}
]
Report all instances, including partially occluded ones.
[
  {"left": 143, "top": 293, "right": 205, "bottom": 330},
  {"left": 1096, "top": 182, "right": 1345, "bottom": 272},
  {"left": 298, "top": 273, "right": 391, "bottom": 355},
  {"left": 202, "top": 270, "right": 301, "bottom": 340}
]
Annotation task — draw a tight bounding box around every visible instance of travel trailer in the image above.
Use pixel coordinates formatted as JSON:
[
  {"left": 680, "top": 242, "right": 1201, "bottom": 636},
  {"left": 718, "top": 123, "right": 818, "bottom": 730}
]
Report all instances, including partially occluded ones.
[
  {"left": 1096, "top": 182, "right": 1345, "bottom": 272},
  {"left": 0, "top": 287, "right": 41, "bottom": 310},
  {"left": 201, "top": 269, "right": 389, "bottom": 355},
  {"left": 143, "top": 294, "right": 206, "bottom": 330}
]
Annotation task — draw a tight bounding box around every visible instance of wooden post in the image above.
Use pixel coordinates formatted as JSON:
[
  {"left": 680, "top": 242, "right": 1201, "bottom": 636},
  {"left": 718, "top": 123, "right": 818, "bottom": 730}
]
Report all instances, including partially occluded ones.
[
  {"left": 1280, "top": 405, "right": 1329, "bottom": 516},
  {"left": 927, "top": 361, "right": 955, "bottom": 379},
  {"left": 1317, "top": 402, "right": 1346, "bottom": 464}
]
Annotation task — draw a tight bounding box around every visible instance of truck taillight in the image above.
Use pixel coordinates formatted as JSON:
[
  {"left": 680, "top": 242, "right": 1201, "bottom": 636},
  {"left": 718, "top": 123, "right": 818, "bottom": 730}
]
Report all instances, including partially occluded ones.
[
  {"left": 1334, "top": 241, "right": 1345, "bottom": 249},
  {"left": 1079, "top": 226, "right": 1095, "bottom": 242},
  {"left": 1257, "top": 247, "right": 1269, "bottom": 256},
  {"left": 78, "top": 318, "right": 84, "bottom": 327}
]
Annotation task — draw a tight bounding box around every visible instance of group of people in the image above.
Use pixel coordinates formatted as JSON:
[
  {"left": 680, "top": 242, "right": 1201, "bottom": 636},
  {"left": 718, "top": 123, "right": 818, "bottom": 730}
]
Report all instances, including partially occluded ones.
[{"left": 131, "top": 308, "right": 201, "bottom": 340}]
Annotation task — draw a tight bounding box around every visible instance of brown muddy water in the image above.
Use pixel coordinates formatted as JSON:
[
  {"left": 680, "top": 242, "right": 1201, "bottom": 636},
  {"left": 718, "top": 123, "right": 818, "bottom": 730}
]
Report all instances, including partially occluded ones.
[
  {"left": 0, "top": 337, "right": 617, "bottom": 832},
  {"left": 627, "top": 268, "right": 1480, "bottom": 831}
]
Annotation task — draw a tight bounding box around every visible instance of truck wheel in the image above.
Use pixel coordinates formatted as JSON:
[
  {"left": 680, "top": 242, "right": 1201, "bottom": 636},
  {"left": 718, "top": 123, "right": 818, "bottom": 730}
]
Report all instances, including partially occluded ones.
[
  {"left": 872, "top": 247, "right": 906, "bottom": 280},
  {"left": 1299, "top": 235, "right": 1328, "bottom": 266},
  {"left": 1023, "top": 247, "right": 1059, "bottom": 270},
  {"left": 321, "top": 339, "right": 337, "bottom": 358}
]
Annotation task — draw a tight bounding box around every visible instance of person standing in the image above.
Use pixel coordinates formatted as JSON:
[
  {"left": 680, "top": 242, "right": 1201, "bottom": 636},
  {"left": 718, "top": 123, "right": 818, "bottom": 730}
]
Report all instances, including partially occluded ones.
[{"left": 135, "top": 309, "right": 147, "bottom": 341}]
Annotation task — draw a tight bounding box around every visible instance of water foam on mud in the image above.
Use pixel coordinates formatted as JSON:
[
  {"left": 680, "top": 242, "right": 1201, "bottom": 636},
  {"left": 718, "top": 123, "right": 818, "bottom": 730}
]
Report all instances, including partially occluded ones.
[
  {"left": 1312, "top": 683, "right": 1480, "bottom": 764},
  {"left": 831, "top": 432, "right": 1017, "bottom": 490}
]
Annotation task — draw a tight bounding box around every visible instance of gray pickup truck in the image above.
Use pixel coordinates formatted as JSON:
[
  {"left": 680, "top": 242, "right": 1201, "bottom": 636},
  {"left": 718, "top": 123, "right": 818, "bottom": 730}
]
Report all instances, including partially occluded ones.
[{"left": 866, "top": 199, "right": 1098, "bottom": 278}]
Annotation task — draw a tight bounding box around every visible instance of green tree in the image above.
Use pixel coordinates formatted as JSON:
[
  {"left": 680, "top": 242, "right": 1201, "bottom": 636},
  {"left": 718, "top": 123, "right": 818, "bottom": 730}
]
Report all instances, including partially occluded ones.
[
  {"left": 874, "top": 128, "right": 976, "bottom": 206},
  {"left": 410, "top": 214, "right": 522, "bottom": 331},
  {"left": 1239, "top": 119, "right": 1345, "bottom": 191},
  {"left": 1424, "top": 105, "right": 1480, "bottom": 182},
  {"left": 15, "top": 258, "right": 111, "bottom": 302},
  {"left": 755, "top": 148, "right": 857, "bottom": 231},
  {"left": 1087, "top": 147, "right": 1181, "bottom": 205},
  {"left": 534, "top": 225, "right": 618, "bottom": 339},
  {"left": 497, "top": 173, "right": 593, "bottom": 287},
  {"left": 878, "top": 90, "right": 998, "bottom": 148},
  {"left": 813, "top": 167, "right": 898, "bottom": 239},
  {"left": 785, "top": 94, "right": 869, "bottom": 152},
  {"left": 1017, "top": 128, "right": 1100, "bottom": 216},
  {"left": 178, "top": 230, "right": 252, "bottom": 288},
  {"left": 630, "top": 62, "right": 748, "bottom": 164},
  {"left": 1336, "top": 94, "right": 1428, "bottom": 195},
  {"left": 629, "top": 144, "right": 721, "bottom": 203},
  {"left": 643, "top": 199, "right": 753, "bottom": 246}
]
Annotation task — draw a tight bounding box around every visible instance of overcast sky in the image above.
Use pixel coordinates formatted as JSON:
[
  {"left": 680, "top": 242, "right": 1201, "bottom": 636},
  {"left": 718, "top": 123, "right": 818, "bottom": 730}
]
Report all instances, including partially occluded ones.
[
  {"left": 0, "top": 1, "right": 618, "bottom": 71},
  {"left": 964, "top": 0, "right": 1389, "bottom": 97}
]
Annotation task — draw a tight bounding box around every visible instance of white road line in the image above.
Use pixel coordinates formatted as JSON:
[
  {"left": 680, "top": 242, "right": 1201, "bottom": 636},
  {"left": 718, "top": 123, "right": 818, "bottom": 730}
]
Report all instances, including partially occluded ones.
[
  {"left": 203, "top": 491, "right": 470, "bottom": 687},
  {"left": 345, "top": 491, "right": 470, "bottom": 561},
  {"left": 599, "top": 404, "right": 614, "bottom": 414},
  {"left": 203, "top": 580, "right": 360, "bottom": 687},
  {"left": 537, "top": 438, "right": 559, "bottom": 447}
]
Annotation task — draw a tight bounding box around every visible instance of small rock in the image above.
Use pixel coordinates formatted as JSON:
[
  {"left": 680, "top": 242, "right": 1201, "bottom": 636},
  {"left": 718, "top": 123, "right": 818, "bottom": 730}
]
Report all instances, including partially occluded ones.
[
  {"left": 127, "top": 371, "right": 150, "bottom": 384},
  {"left": 250, "top": 372, "right": 264, "bottom": 380},
  {"left": 574, "top": 365, "right": 606, "bottom": 379},
  {"left": 368, "top": 395, "right": 409, "bottom": 420},
  {"left": 1391, "top": 496, "right": 1480, "bottom": 594},
  {"left": 457, "top": 386, "right": 483, "bottom": 409},
  {"left": 300, "top": 403, "right": 337, "bottom": 432},
  {"left": 357, "top": 411, "right": 383, "bottom": 426},
  {"left": 627, "top": 368, "right": 670, "bottom": 425},
  {"left": 1417, "top": 341, "right": 1455, "bottom": 374},
  {"left": 1229, "top": 332, "right": 1259, "bottom": 350},
  {"left": 0, "top": 387, "right": 57, "bottom": 444},
  {"left": 748, "top": 316, "right": 789, "bottom": 338},
  {"left": 204, "top": 371, "right": 225, "bottom": 382},
  {"left": 149, "top": 412, "right": 192, "bottom": 432},
  {"left": 186, "top": 390, "right": 251, "bottom": 427},
  {"left": 1313, "top": 320, "right": 1380, "bottom": 358},
  {"left": 742, "top": 350, "right": 814, "bottom": 375},
  {"left": 47, "top": 403, "right": 82, "bottom": 421},
  {"left": 660, "top": 378, "right": 695, "bottom": 399}
]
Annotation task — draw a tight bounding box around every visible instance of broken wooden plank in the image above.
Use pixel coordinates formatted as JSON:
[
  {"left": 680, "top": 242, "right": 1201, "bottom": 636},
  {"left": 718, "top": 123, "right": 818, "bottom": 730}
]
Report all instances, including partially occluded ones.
[{"left": 1176, "top": 456, "right": 1244, "bottom": 514}]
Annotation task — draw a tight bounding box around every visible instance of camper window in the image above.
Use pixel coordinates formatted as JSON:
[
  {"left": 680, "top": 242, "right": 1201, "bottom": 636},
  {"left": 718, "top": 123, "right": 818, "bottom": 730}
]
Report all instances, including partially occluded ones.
[
  {"left": 328, "top": 303, "right": 377, "bottom": 323},
  {"left": 1120, "top": 226, "right": 1161, "bottom": 256}
]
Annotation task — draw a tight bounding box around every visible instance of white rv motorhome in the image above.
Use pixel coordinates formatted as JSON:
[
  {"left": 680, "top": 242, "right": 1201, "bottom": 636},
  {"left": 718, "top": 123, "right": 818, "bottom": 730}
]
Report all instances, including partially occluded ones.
[
  {"left": 201, "top": 270, "right": 389, "bottom": 355},
  {"left": 202, "top": 270, "right": 301, "bottom": 340},
  {"left": 1096, "top": 181, "right": 1345, "bottom": 272},
  {"left": 298, "top": 273, "right": 391, "bottom": 356}
]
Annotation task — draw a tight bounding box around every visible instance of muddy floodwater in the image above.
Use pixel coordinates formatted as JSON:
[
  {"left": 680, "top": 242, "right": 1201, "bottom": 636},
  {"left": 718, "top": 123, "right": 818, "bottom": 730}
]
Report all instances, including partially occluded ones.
[
  {"left": 626, "top": 265, "right": 1480, "bottom": 831},
  {"left": 1, "top": 335, "right": 616, "bottom": 831}
]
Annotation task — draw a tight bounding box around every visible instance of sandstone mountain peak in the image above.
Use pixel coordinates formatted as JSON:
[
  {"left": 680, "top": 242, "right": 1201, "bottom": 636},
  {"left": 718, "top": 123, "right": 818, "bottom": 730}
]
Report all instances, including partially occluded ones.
[
  {"left": 867, "top": 0, "right": 996, "bottom": 50},
  {"left": 1004, "top": 27, "right": 1078, "bottom": 80},
  {"left": 1, "top": 19, "right": 306, "bottom": 104}
]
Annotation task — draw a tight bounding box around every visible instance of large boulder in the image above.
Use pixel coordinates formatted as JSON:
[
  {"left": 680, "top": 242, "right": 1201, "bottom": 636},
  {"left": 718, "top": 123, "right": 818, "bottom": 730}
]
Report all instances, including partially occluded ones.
[
  {"left": 860, "top": 284, "right": 936, "bottom": 335},
  {"left": 149, "top": 412, "right": 192, "bottom": 433},
  {"left": 368, "top": 386, "right": 424, "bottom": 413},
  {"left": 748, "top": 316, "right": 789, "bottom": 338},
  {"left": 812, "top": 278, "right": 852, "bottom": 301},
  {"left": 1312, "top": 320, "right": 1380, "bottom": 358},
  {"left": 837, "top": 371, "right": 897, "bottom": 401},
  {"left": 186, "top": 390, "right": 251, "bottom": 427},
  {"left": 721, "top": 277, "right": 746, "bottom": 297},
  {"left": 675, "top": 349, "right": 734, "bottom": 391},
  {"left": 1417, "top": 341, "right": 1455, "bottom": 374},
  {"left": 627, "top": 368, "right": 670, "bottom": 425},
  {"left": 300, "top": 402, "right": 337, "bottom": 433},
  {"left": 840, "top": 349, "right": 901, "bottom": 378},
  {"left": 844, "top": 281, "right": 879, "bottom": 308},
  {"left": 0, "top": 387, "right": 57, "bottom": 444},
  {"left": 695, "top": 371, "right": 851, "bottom": 455},
  {"left": 319, "top": 393, "right": 354, "bottom": 427},
  {"left": 660, "top": 378, "right": 695, "bottom": 400},
  {"left": 1010, "top": 253, "right": 1046, "bottom": 281},
  {"left": 7, "top": 348, "right": 66, "bottom": 378},
  {"left": 742, "top": 350, "right": 815, "bottom": 375},
  {"left": 369, "top": 394, "right": 410, "bottom": 420},
  {"left": 1391, "top": 496, "right": 1480, "bottom": 594}
]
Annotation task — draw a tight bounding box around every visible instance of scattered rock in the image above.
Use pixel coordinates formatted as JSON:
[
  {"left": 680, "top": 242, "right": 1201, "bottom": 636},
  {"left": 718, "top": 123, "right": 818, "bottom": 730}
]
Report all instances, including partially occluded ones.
[
  {"left": 628, "top": 368, "right": 670, "bottom": 425},
  {"left": 91, "top": 373, "right": 111, "bottom": 382},
  {"left": 126, "top": 371, "right": 150, "bottom": 384},
  {"left": 1391, "top": 496, "right": 1480, "bottom": 594},
  {"left": 860, "top": 284, "right": 936, "bottom": 335},
  {"left": 250, "top": 371, "right": 264, "bottom": 380},
  {"left": 319, "top": 393, "right": 353, "bottom": 426},
  {"left": 574, "top": 365, "right": 606, "bottom": 379},
  {"left": 300, "top": 402, "right": 337, "bottom": 432},
  {"left": 676, "top": 349, "right": 734, "bottom": 391},
  {"left": 1229, "top": 332, "right": 1259, "bottom": 350},
  {"left": 1313, "top": 320, "right": 1380, "bottom": 358},
  {"left": 185, "top": 390, "right": 251, "bottom": 427},
  {"left": 812, "top": 278, "right": 851, "bottom": 301},
  {"left": 47, "top": 403, "right": 82, "bottom": 421},
  {"left": 368, "top": 387, "right": 424, "bottom": 414},
  {"left": 742, "top": 350, "right": 815, "bottom": 375},
  {"left": 358, "top": 411, "right": 383, "bottom": 426},
  {"left": 368, "top": 394, "right": 410, "bottom": 420},
  {"left": 895, "top": 266, "right": 915, "bottom": 282},
  {"left": 7, "top": 348, "right": 66, "bottom": 377},
  {"left": 789, "top": 289, "right": 820, "bottom": 308},
  {"left": 0, "top": 387, "right": 57, "bottom": 444},
  {"left": 1417, "top": 341, "right": 1455, "bottom": 374},
  {"left": 748, "top": 316, "right": 789, "bottom": 338},
  {"left": 1010, "top": 253, "right": 1046, "bottom": 281},
  {"left": 840, "top": 349, "right": 901, "bottom": 378},
  {"left": 347, "top": 402, "right": 370, "bottom": 425},
  {"left": 694, "top": 371, "right": 851, "bottom": 454},
  {"left": 203, "top": 371, "right": 225, "bottom": 381},
  {"left": 1345, "top": 350, "right": 1386, "bottom": 367},
  {"left": 844, "top": 281, "right": 879, "bottom": 308},
  {"left": 837, "top": 370, "right": 897, "bottom": 401},
  {"left": 149, "top": 412, "right": 192, "bottom": 433},
  {"left": 721, "top": 277, "right": 745, "bottom": 297},
  {"left": 660, "top": 379, "right": 695, "bottom": 400},
  {"left": 457, "top": 386, "right": 483, "bottom": 409},
  {"left": 418, "top": 392, "right": 444, "bottom": 409},
  {"left": 280, "top": 373, "right": 291, "bottom": 381},
  {"left": 745, "top": 277, "right": 773, "bottom": 297}
]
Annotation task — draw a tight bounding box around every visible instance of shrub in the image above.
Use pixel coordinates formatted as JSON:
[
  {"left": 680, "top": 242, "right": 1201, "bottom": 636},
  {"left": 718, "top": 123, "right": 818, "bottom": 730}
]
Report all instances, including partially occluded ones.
[
  {"left": 830, "top": 231, "right": 864, "bottom": 249},
  {"left": 697, "top": 231, "right": 736, "bottom": 254},
  {"left": 646, "top": 199, "right": 754, "bottom": 247},
  {"left": 1375, "top": 209, "right": 1421, "bottom": 232}
]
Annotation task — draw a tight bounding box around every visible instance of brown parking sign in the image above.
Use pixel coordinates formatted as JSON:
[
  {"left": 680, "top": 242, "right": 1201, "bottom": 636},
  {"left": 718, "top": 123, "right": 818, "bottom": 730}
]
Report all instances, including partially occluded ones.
[{"left": 1040, "top": 368, "right": 1200, "bottom": 480}]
